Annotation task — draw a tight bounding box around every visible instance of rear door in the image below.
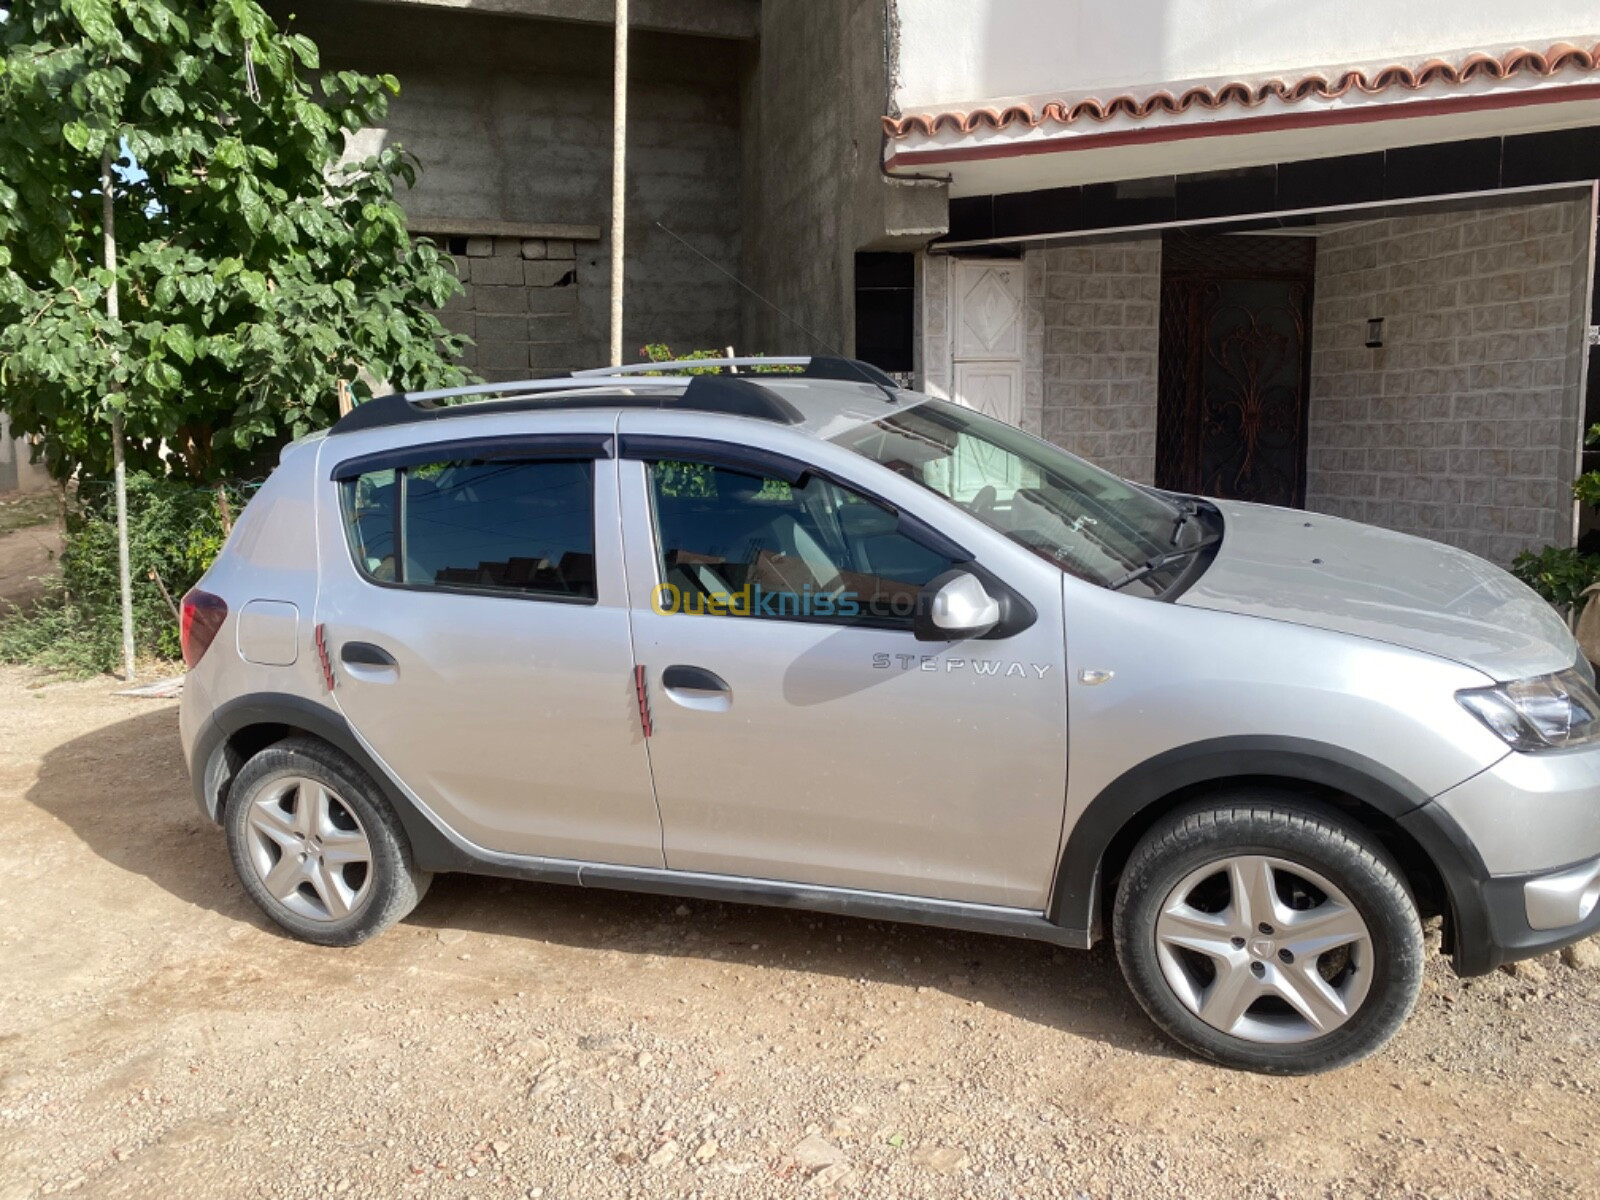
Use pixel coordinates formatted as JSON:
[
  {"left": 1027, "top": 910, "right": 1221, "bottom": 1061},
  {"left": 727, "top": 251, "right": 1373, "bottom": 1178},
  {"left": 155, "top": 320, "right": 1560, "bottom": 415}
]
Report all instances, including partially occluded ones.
[
  {"left": 615, "top": 417, "right": 1070, "bottom": 909},
  {"left": 315, "top": 423, "right": 663, "bottom": 866}
]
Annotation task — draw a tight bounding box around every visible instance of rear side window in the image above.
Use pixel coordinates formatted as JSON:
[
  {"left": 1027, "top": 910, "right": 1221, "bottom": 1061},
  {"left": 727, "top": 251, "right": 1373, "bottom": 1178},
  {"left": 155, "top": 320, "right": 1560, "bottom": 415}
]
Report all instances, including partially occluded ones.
[{"left": 339, "top": 459, "right": 596, "bottom": 600}]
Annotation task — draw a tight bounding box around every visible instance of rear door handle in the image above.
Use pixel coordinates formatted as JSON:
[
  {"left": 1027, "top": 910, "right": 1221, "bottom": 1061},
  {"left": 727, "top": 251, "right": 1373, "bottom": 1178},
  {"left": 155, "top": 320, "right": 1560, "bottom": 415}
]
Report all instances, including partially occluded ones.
[
  {"left": 341, "top": 641, "right": 397, "bottom": 667},
  {"left": 661, "top": 664, "right": 731, "bottom": 712}
]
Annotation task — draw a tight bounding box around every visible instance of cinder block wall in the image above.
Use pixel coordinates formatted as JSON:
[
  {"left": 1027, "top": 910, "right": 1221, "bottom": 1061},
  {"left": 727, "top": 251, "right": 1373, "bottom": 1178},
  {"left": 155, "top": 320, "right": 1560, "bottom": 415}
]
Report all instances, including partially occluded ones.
[
  {"left": 435, "top": 236, "right": 585, "bottom": 379},
  {"left": 287, "top": 1, "right": 744, "bottom": 377},
  {"left": 1029, "top": 239, "right": 1162, "bottom": 484},
  {"left": 1306, "top": 199, "right": 1593, "bottom": 564}
]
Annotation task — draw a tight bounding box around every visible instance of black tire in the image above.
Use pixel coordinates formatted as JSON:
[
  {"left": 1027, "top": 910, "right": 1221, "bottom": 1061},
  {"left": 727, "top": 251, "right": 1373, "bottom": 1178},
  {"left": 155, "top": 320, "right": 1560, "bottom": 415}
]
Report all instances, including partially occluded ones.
[
  {"left": 1112, "top": 795, "right": 1424, "bottom": 1074},
  {"left": 224, "top": 736, "right": 432, "bottom": 946}
]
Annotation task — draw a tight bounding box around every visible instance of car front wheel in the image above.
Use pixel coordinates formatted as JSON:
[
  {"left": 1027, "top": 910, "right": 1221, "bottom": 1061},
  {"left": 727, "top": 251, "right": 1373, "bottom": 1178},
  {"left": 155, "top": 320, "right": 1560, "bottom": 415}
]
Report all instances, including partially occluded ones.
[{"left": 1112, "top": 797, "right": 1424, "bottom": 1074}]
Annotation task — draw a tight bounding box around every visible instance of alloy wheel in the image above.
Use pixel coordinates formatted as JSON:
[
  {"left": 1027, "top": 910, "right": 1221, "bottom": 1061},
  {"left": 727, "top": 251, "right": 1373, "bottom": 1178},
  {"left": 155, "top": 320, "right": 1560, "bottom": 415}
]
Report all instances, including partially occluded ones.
[
  {"left": 243, "top": 776, "right": 374, "bottom": 922},
  {"left": 1153, "top": 854, "right": 1373, "bottom": 1044}
]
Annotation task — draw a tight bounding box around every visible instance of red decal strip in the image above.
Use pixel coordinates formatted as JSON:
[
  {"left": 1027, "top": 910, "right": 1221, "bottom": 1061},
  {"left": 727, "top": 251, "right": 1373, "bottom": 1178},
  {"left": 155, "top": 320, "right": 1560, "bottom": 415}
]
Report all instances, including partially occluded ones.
[
  {"left": 634, "top": 664, "right": 652, "bottom": 738},
  {"left": 314, "top": 624, "right": 336, "bottom": 692}
]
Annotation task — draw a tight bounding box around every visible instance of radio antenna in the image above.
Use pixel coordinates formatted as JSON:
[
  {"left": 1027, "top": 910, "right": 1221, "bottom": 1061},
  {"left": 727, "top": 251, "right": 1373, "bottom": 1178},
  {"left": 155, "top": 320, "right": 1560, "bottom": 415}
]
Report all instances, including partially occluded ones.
[{"left": 654, "top": 222, "right": 844, "bottom": 357}]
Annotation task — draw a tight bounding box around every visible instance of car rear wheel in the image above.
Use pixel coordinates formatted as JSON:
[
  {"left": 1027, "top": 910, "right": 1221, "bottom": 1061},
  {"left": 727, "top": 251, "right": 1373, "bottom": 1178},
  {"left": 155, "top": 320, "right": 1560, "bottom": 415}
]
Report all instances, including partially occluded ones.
[
  {"left": 224, "top": 736, "right": 431, "bottom": 946},
  {"left": 1113, "top": 797, "right": 1424, "bottom": 1074}
]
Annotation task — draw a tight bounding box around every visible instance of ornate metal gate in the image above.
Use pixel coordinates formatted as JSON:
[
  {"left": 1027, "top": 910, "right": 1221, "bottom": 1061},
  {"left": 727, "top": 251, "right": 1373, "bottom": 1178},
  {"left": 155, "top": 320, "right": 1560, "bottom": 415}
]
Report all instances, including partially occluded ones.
[{"left": 1156, "top": 233, "right": 1316, "bottom": 507}]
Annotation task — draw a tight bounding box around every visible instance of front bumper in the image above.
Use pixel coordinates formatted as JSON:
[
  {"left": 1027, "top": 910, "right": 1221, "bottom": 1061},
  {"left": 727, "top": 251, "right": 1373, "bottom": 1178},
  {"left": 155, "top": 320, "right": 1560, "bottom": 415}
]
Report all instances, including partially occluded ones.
[
  {"left": 1464, "top": 855, "right": 1600, "bottom": 972},
  {"left": 1400, "top": 749, "right": 1600, "bottom": 976}
]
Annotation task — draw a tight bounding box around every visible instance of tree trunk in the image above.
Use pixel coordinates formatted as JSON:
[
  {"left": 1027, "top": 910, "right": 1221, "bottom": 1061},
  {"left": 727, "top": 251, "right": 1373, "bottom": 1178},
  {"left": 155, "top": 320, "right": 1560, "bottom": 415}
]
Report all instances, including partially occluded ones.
[{"left": 102, "top": 144, "right": 136, "bottom": 682}]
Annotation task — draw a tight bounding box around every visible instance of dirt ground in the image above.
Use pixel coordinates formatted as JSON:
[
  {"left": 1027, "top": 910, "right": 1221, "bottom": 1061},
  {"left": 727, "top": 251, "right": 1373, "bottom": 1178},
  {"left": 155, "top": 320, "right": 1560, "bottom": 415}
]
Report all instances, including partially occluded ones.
[
  {"left": 0, "top": 492, "right": 62, "bottom": 611},
  {"left": 1, "top": 668, "right": 1598, "bottom": 1200}
]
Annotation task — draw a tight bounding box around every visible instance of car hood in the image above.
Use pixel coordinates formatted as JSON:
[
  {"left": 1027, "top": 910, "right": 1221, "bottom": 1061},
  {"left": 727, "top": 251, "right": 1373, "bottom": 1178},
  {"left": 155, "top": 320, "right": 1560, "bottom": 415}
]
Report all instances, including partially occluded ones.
[{"left": 1177, "top": 501, "right": 1576, "bottom": 682}]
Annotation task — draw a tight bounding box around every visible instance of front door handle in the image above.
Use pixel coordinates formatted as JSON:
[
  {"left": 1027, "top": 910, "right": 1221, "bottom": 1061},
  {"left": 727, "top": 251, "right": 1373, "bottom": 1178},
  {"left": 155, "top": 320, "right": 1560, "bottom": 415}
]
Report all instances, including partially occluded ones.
[
  {"left": 341, "top": 641, "right": 397, "bottom": 668},
  {"left": 662, "top": 665, "right": 729, "bottom": 693},
  {"left": 660, "top": 664, "right": 731, "bottom": 712}
]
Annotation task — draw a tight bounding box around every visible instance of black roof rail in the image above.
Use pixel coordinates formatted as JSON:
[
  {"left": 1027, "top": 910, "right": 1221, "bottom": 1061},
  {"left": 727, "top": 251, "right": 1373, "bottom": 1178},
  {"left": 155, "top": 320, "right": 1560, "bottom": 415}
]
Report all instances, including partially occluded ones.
[
  {"left": 801, "top": 356, "right": 899, "bottom": 394},
  {"left": 327, "top": 373, "right": 805, "bottom": 436}
]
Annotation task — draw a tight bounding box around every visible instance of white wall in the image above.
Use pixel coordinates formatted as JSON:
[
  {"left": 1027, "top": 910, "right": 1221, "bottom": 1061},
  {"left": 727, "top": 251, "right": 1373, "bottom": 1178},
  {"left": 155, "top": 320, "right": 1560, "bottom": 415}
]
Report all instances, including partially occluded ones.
[
  {"left": 0, "top": 413, "right": 50, "bottom": 493},
  {"left": 894, "top": 0, "right": 1600, "bottom": 110}
]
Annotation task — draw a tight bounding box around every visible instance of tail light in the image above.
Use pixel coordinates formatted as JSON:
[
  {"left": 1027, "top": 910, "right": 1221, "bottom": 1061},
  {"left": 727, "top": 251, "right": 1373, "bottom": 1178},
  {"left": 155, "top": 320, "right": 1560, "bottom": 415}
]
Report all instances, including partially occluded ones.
[{"left": 180, "top": 589, "right": 228, "bottom": 668}]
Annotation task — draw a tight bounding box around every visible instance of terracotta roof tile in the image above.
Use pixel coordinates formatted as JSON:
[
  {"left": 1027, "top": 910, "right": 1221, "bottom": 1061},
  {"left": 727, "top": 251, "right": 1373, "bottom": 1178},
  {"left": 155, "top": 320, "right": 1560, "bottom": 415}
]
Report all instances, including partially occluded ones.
[{"left": 883, "top": 42, "right": 1600, "bottom": 140}]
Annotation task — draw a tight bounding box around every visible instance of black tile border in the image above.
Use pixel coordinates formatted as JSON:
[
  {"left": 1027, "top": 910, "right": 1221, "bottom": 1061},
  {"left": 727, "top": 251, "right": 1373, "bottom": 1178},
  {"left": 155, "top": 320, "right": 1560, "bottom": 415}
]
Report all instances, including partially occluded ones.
[{"left": 937, "top": 126, "right": 1600, "bottom": 246}]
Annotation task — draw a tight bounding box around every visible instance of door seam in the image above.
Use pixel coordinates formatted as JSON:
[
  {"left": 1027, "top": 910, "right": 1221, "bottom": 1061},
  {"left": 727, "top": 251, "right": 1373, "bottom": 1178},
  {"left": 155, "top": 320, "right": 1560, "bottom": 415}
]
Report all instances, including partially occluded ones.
[{"left": 611, "top": 411, "right": 668, "bottom": 865}]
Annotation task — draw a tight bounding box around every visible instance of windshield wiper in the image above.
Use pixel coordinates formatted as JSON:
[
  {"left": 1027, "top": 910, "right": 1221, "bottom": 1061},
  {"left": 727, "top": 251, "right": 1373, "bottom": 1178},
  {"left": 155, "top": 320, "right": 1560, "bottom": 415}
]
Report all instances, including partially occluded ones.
[
  {"left": 1107, "top": 535, "right": 1222, "bottom": 592},
  {"left": 1169, "top": 497, "right": 1199, "bottom": 545}
]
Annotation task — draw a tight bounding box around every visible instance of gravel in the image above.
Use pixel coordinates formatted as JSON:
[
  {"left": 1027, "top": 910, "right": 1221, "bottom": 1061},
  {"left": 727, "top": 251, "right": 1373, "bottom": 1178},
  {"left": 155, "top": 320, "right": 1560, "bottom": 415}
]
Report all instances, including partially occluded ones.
[{"left": 1, "top": 667, "right": 1597, "bottom": 1199}]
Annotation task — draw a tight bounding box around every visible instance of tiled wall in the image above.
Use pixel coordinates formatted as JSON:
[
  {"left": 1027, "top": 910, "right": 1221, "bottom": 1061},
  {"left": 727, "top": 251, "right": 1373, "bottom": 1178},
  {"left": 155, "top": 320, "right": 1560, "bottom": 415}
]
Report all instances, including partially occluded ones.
[
  {"left": 1030, "top": 239, "right": 1162, "bottom": 484},
  {"left": 1306, "top": 199, "right": 1593, "bottom": 564}
]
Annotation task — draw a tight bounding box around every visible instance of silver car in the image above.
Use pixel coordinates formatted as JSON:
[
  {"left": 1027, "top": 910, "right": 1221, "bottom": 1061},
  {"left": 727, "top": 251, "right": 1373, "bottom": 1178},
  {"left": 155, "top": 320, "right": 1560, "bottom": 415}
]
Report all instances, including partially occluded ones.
[{"left": 179, "top": 357, "right": 1600, "bottom": 1074}]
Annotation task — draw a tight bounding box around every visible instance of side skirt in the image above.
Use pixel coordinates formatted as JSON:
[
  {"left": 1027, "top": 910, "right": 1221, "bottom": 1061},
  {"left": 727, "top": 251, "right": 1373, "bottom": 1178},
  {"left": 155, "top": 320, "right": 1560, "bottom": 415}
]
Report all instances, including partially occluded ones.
[{"left": 467, "top": 851, "right": 1091, "bottom": 950}]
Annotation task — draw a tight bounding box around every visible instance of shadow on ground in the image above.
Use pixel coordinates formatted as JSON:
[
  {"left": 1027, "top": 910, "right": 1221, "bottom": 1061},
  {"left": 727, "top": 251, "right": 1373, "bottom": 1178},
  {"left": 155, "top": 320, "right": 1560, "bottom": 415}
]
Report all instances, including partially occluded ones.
[{"left": 27, "top": 707, "right": 1170, "bottom": 1059}]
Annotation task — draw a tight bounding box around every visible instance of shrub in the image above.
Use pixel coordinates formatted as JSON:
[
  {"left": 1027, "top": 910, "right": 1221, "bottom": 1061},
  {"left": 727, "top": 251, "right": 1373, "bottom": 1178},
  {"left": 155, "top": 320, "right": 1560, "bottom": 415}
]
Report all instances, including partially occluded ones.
[
  {"left": 0, "top": 473, "right": 247, "bottom": 675},
  {"left": 1517, "top": 424, "right": 1600, "bottom": 613},
  {"left": 1510, "top": 545, "right": 1600, "bottom": 611},
  {"left": 638, "top": 344, "right": 802, "bottom": 375}
]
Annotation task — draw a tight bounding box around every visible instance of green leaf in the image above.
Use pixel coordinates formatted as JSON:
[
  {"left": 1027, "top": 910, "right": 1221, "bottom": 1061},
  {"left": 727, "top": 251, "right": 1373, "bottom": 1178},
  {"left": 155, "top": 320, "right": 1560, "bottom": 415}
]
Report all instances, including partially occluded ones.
[
  {"left": 148, "top": 86, "right": 183, "bottom": 116},
  {"left": 213, "top": 138, "right": 247, "bottom": 170},
  {"left": 287, "top": 34, "right": 320, "bottom": 68},
  {"left": 163, "top": 326, "right": 197, "bottom": 364},
  {"left": 66, "top": 0, "right": 118, "bottom": 42},
  {"left": 176, "top": 273, "right": 217, "bottom": 306},
  {"left": 237, "top": 270, "right": 270, "bottom": 306}
]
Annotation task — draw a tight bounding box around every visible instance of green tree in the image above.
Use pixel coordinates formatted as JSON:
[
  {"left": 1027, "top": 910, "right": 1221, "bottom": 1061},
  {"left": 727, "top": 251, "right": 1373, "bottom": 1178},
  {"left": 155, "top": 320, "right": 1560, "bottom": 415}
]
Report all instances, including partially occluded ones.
[
  {"left": 0, "top": 0, "right": 471, "bottom": 675},
  {"left": 0, "top": 0, "right": 469, "bottom": 482}
]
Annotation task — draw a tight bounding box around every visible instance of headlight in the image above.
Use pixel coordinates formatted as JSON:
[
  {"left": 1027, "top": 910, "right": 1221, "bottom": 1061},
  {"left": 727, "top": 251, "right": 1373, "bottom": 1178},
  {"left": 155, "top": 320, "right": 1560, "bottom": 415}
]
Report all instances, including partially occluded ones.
[{"left": 1457, "top": 666, "right": 1600, "bottom": 751}]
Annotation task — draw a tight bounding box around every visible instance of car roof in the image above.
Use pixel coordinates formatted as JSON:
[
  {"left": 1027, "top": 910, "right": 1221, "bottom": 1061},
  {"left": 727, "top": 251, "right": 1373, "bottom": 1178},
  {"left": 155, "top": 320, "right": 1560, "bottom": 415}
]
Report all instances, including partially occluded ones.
[{"left": 323, "top": 357, "right": 928, "bottom": 446}]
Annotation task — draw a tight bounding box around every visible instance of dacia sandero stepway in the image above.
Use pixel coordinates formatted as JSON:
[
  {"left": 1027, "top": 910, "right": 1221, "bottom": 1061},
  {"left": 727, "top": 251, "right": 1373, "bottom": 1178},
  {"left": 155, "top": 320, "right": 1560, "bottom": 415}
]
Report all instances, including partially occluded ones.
[{"left": 179, "top": 357, "right": 1600, "bottom": 1073}]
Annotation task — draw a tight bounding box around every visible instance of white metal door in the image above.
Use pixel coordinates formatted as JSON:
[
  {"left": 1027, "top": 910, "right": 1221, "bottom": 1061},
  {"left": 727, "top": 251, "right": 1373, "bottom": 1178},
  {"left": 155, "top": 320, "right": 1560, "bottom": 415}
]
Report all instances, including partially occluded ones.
[
  {"left": 950, "top": 362, "right": 1025, "bottom": 502},
  {"left": 950, "top": 260, "right": 1024, "bottom": 428},
  {"left": 950, "top": 259, "right": 1027, "bottom": 500}
]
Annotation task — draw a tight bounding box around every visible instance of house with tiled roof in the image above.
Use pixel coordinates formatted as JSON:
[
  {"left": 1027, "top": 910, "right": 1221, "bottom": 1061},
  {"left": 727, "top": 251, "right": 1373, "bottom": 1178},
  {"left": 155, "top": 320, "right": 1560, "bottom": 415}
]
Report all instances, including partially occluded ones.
[{"left": 878, "top": 1, "right": 1600, "bottom": 565}]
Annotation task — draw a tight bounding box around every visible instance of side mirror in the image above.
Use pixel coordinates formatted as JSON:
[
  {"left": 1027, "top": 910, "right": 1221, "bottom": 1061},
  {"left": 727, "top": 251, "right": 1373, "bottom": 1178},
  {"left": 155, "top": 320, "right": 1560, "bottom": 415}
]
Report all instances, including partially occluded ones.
[{"left": 914, "top": 570, "right": 1001, "bottom": 642}]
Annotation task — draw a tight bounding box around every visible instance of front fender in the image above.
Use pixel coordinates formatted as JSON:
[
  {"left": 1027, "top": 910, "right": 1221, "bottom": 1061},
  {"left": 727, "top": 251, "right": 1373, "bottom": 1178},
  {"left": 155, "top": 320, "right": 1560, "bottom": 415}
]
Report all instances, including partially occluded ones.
[{"left": 1046, "top": 736, "right": 1434, "bottom": 938}]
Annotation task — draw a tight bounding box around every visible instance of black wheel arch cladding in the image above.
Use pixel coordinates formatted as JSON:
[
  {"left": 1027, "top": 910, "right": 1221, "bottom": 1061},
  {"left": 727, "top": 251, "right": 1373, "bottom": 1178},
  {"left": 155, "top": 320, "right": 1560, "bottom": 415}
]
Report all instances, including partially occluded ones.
[
  {"left": 201, "top": 692, "right": 477, "bottom": 875},
  {"left": 1048, "top": 736, "right": 1484, "bottom": 941}
]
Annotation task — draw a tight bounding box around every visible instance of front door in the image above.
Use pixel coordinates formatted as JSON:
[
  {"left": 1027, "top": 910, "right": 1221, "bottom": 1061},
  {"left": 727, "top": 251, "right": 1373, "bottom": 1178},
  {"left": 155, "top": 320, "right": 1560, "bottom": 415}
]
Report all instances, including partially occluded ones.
[
  {"left": 950, "top": 258, "right": 1025, "bottom": 431},
  {"left": 615, "top": 419, "right": 1069, "bottom": 910},
  {"left": 1156, "top": 232, "right": 1315, "bottom": 507},
  {"left": 316, "top": 432, "right": 664, "bottom": 866}
]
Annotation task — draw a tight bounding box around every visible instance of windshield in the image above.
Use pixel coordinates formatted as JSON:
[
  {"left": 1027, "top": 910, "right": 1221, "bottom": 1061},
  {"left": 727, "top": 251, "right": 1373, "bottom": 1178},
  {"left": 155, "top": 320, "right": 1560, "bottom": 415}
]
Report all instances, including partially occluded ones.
[{"left": 831, "top": 399, "right": 1204, "bottom": 595}]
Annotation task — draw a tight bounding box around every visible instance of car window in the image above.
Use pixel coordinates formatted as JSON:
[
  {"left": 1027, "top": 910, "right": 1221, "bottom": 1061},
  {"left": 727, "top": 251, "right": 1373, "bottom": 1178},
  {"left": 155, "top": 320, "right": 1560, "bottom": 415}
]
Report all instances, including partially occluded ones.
[
  {"left": 647, "top": 460, "right": 954, "bottom": 625},
  {"left": 339, "top": 459, "right": 596, "bottom": 600},
  {"left": 832, "top": 399, "right": 1187, "bottom": 596}
]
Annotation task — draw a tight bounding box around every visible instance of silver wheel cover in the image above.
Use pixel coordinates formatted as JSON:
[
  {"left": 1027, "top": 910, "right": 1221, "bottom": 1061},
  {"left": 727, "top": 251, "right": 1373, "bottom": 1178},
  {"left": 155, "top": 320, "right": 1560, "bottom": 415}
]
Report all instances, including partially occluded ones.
[
  {"left": 1154, "top": 855, "right": 1374, "bottom": 1044},
  {"left": 244, "top": 776, "right": 374, "bottom": 922}
]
